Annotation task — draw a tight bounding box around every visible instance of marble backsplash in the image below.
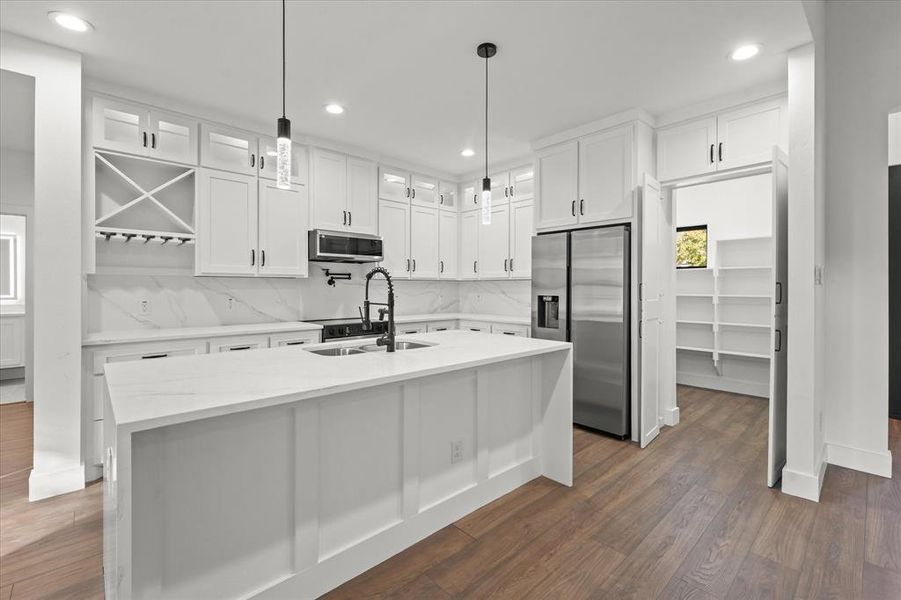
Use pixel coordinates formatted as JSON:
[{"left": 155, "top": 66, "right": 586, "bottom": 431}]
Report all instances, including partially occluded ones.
[{"left": 85, "top": 269, "right": 530, "bottom": 333}]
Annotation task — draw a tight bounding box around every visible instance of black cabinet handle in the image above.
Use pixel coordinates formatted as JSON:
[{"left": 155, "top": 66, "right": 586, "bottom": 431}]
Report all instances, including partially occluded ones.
[
  {"left": 343, "top": 210, "right": 347, "bottom": 226},
  {"left": 509, "top": 258, "right": 514, "bottom": 271},
  {"left": 474, "top": 194, "right": 478, "bottom": 204},
  {"left": 151, "top": 133, "right": 156, "bottom": 149},
  {"left": 775, "top": 329, "right": 782, "bottom": 352},
  {"left": 284, "top": 340, "right": 306, "bottom": 346},
  {"left": 348, "top": 211, "right": 352, "bottom": 227},
  {"left": 439, "top": 194, "right": 444, "bottom": 205},
  {"left": 504, "top": 258, "right": 508, "bottom": 272},
  {"left": 141, "top": 353, "right": 168, "bottom": 360},
  {"left": 580, "top": 199, "right": 585, "bottom": 215},
  {"left": 406, "top": 258, "right": 411, "bottom": 272},
  {"left": 718, "top": 142, "right": 723, "bottom": 162},
  {"left": 406, "top": 187, "right": 411, "bottom": 198},
  {"left": 260, "top": 155, "right": 264, "bottom": 169},
  {"left": 229, "top": 345, "right": 251, "bottom": 351},
  {"left": 412, "top": 258, "right": 416, "bottom": 271},
  {"left": 505, "top": 187, "right": 509, "bottom": 198},
  {"left": 710, "top": 144, "right": 714, "bottom": 164},
  {"left": 510, "top": 185, "right": 514, "bottom": 196},
  {"left": 571, "top": 200, "right": 576, "bottom": 216},
  {"left": 503, "top": 332, "right": 515, "bottom": 336},
  {"left": 261, "top": 249, "right": 265, "bottom": 267},
  {"left": 412, "top": 188, "right": 416, "bottom": 199},
  {"left": 440, "top": 260, "right": 444, "bottom": 273},
  {"left": 142, "top": 131, "right": 147, "bottom": 147},
  {"left": 473, "top": 260, "right": 477, "bottom": 273},
  {"left": 250, "top": 154, "right": 255, "bottom": 168},
  {"left": 251, "top": 249, "right": 255, "bottom": 266}
]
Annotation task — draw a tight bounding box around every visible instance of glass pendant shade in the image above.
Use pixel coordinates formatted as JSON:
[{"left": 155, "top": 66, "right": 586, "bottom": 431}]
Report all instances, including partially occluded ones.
[
  {"left": 276, "top": 116, "right": 291, "bottom": 190},
  {"left": 481, "top": 177, "right": 492, "bottom": 225}
]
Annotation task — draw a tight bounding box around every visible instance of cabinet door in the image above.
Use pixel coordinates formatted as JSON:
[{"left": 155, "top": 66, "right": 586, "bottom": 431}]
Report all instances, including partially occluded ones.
[
  {"left": 410, "top": 206, "right": 439, "bottom": 279},
  {"left": 200, "top": 124, "right": 258, "bottom": 175},
  {"left": 438, "top": 211, "right": 458, "bottom": 279},
  {"left": 489, "top": 172, "right": 510, "bottom": 205},
  {"left": 346, "top": 157, "right": 378, "bottom": 234},
  {"left": 197, "top": 169, "right": 258, "bottom": 275},
  {"left": 536, "top": 141, "right": 579, "bottom": 229},
  {"left": 148, "top": 110, "right": 198, "bottom": 165},
  {"left": 478, "top": 203, "right": 510, "bottom": 279},
  {"left": 311, "top": 148, "right": 347, "bottom": 230},
  {"left": 510, "top": 165, "right": 535, "bottom": 203},
  {"left": 716, "top": 101, "right": 783, "bottom": 171},
  {"left": 656, "top": 117, "right": 717, "bottom": 181},
  {"left": 378, "top": 166, "right": 410, "bottom": 203},
  {"left": 461, "top": 180, "right": 480, "bottom": 212},
  {"left": 258, "top": 137, "right": 309, "bottom": 184},
  {"left": 459, "top": 211, "right": 480, "bottom": 279},
  {"left": 92, "top": 97, "right": 149, "bottom": 155},
  {"left": 509, "top": 201, "right": 534, "bottom": 278},
  {"left": 410, "top": 173, "right": 439, "bottom": 207},
  {"left": 578, "top": 126, "right": 633, "bottom": 224},
  {"left": 258, "top": 180, "right": 309, "bottom": 277},
  {"left": 439, "top": 181, "right": 457, "bottom": 211},
  {"left": 378, "top": 200, "right": 410, "bottom": 278}
]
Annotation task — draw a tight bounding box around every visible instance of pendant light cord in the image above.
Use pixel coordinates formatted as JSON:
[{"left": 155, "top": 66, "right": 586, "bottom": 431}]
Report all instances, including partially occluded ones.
[
  {"left": 484, "top": 52, "right": 489, "bottom": 178},
  {"left": 282, "top": 0, "right": 286, "bottom": 118}
]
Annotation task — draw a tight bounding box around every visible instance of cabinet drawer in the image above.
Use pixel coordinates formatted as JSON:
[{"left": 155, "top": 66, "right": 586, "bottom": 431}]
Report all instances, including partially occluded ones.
[
  {"left": 208, "top": 334, "right": 270, "bottom": 353},
  {"left": 93, "top": 340, "right": 207, "bottom": 374},
  {"left": 269, "top": 331, "right": 321, "bottom": 347},
  {"left": 459, "top": 320, "right": 492, "bottom": 333},
  {"left": 426, "top": 320, "right": 457, "bottom": 332},
  {"left": 492, "top": 323, "right": 530, "bottom": 337},
  {"left": 396, "top": 323, "right": 427, "bottom": 335}
]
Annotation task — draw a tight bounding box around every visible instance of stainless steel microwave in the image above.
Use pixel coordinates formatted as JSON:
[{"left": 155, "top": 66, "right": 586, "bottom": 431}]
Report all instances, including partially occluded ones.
[{"left": 308, "top": 229, "right": 383, "bottom": 263}]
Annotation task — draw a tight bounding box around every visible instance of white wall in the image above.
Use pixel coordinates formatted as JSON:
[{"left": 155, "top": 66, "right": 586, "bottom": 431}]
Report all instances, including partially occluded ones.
[
  {"left": 823, "top": 0, "right": 900, "bottom": 477},
  {"left": 1, "top": 33, "right": 84, "bottom": 500},
  {"left": 674, "top": 173, "right": 773, "bottom": 268}
]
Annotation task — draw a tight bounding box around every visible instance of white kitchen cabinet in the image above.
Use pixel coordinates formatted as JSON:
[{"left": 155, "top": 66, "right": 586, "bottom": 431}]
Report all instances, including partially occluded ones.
[
  {"left": 489, "top": 172, "right": 509, "bottom": 205},
  {"left": 461, "top": 180, "right": 480, "bottom": 212},
  {"left": 478, "top": 203, "right": 510, "bottom": 279},
  {"left": 439, "top": 181, "right": 457, "bottom": 211},
  {"left": 197, "top": 169, "right": 258, "bottom": 275},
  {"left": 578, "top": 126, "right": 633, "bottom": 223},
  {"left": 269, "top": 331, "right": 321, "bottom": 347},
  {"left": 410, "top": 206, "right": 439, "bottom": 279},
  {"left": 459, "top": 320, "right": 492, "bottom": 332},
  {"left": 492, "top": 323, "right": 530, "bottom": 337},
  {"left": 656, "top": 98, "right": 785, "bottom": 181},
  {"left": 0, "top": 315, "right": 25, "bottom": 368},
  {"left": 312, "top": 149, "right": 376, "bottom": 234},
  {"left": 656, "top": 117, "right": 717, "bottom": 182},
  {"left": 200, "top": 124, "right": 258, "bottom": 175},
  {"left": 459, "top": 211, "right": 480, "bottom": 279},
  {"left": 258, "top": 137, "right": 309, "bottom": 185},
  {"left": 426, "top": 320, "right": 456, "bottom": 332},
  {"left": 410, "top": 174, "right": 439, "bottom": 207},
  {"left": 379, "top": 200, "right": 411, "bottom": 278},
  {"left": 378, "top": 166, "right": 410, "bottom": 204},
  {"left": 257, "top": 180, "right": 309, "bottom": 277},
  {"left": 509, "top": 201, "right": 534, "bottom": 279},
  {"left": 396, "top": 323, "right": 427, "bottom": 335},
  {"left": 438, "top": 211, "right": 458, "bottom": 279},
  {"left": 346, "top": 157, "right": 378, "bottom": 234},
  {"left": 509, "top": 165, "right": 535, "bottom": 203},
  {"left": 536, "top": 141, "right": 579, "bottom": 229},
  {"left": 208, "top": 335, "right": 270, "bottom": 353},
  {"left": 92, "top": 97, "right": 198, "bottom": 165}
]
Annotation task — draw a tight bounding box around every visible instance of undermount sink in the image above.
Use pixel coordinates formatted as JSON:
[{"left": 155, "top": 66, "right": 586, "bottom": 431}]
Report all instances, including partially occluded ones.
[
  {"left": 306, "top": 347, "right": 367, "bottom": 357},
  {"left": 360, "top": 341, "right": 434, "bottom": 352}
]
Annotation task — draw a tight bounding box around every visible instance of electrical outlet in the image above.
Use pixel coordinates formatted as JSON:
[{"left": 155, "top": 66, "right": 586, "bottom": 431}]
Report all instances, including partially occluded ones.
[
  {"left": 226, "top": 297, "right": 235, "bottom": 311},
  {"left": 139, "top": 299, "right": 151, "bottom": 315},
  {"left": 450, "top": 439, "right": 464, "bottom": 464}
]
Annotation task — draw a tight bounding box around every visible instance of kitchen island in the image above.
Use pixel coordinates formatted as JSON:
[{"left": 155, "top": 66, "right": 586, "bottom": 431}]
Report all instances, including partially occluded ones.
[{"left": 103, "top": 330, "right": 572, "bottom": 599}]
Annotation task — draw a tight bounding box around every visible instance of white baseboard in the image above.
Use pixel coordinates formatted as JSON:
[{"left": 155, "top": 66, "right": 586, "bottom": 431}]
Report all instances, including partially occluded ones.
[
  {"left": 826, "top": 442, "right": 893, "bottom": 478},
  {"left": 663, "top": 406, "right": 680, "bottom": 426},
  {"left": 28, "top": 463, "right": 85, "bottom": 501},
  {"left": 781, "top": 459, "right": 826, "bottom": 502},
  {"left": 676, "top": 372, "right": 768, "bottom": 398}
]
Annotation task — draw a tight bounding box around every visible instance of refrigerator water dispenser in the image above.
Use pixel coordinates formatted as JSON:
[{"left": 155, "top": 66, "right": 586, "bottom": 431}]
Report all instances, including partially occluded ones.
[{"left": 537, "top": 295, "right": 560, "bottom": 328}]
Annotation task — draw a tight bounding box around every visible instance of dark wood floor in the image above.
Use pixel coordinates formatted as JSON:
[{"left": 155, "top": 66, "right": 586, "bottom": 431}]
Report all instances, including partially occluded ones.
[{"left": 0, "top": 387, "right": 899, "bottom": 599}]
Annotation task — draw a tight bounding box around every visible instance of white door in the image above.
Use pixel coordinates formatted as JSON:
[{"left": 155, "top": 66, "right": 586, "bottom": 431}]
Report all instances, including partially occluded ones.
[
  {"left": 768, "top": 148, "right": 789, "bottom": 487},
  {"left": 410, "top": 206, "right": 439, "bottom": 279},
  {"left": 536, "top": 141, "right": 579, "bottom": 229},
  {"left": 439, "top": 181, "right": 457, "bottom": 211},
  {"left": 478, "top": 203, "right": 510, "bottom": 279},
  {"left": 509, "top": 201, "right": 534, "bottom": 278},
  {"left": 378, "top": 200, "right": 410, "bottom": 278},
  {"left": 197, "top": 169, "right": 258, "bottom": 275},
  {"left": 311, "top": 148, "right": 347, "bottom": 231},
  {"left": 461, "top": 180, "right": 480, "bottom": 212},
  {"left": 148, "top": 110, "right": 198, "bottom": 165},
  {"left": 258, "top": 137, "right": 308, "bottom": 185},
  {"left": 258, "top": 180, "right": 308, "bottom": 277},
  {"left": 378, "top": 167, "right": 410, "bottom": 203},
  {"left": 459, "top": 211, "right": 480, "bottom": 279},
  {"left": 92, "top": 97, "right": 149, "bottom": 156},
  {"left": 438, "top": 211, "right": 458, "bottom": 279},
  {"left": 717, "top": 101, "right": 784, "bottom": 172},
  {"left": 200, "top": 124, "right": 258, "bottom": 175},
  {"left": 509, "top": 165, "right": 535, "bottom": 203},
  {"left": 578, "top": 126, "right": 633, "bottom": 224},
  {"left": 489, "top": 172, "right": 510, "bottom": 205},
  {"left": 656, "top": 117, "right": 717, "bottom": 182},
  {"left": 346, "top": 157, "right": 377, "bottom": 233},
  {"left": 639, "top": 174, "right": 665, "bottom": 447},
  {"left": 410, "top": 174, "right": 439, "bottom": 207}
]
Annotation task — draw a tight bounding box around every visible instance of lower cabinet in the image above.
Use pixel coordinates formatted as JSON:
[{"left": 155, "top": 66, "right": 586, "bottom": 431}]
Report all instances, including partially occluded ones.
[
  {"left": 492, "top": 323, "right": 531, "bottom": 337},
  {"left": 208, "top": 334, "right": 270, "bottom": 353},
  {"left": 396, "top": 323, "right": 427, "bottom": 335},
  {"left": 426, "top": 320, "right": 457, "bottom": 332},
  {"left": 459, "top": 320, "right": 492, "bottom": 333},
  {"left": 270, "top": 331, "right": 321, "bottom": 347}
]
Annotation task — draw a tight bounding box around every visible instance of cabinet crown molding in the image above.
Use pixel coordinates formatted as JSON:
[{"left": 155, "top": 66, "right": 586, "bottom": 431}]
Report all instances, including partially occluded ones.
[{"left": 531, "top": 108, "right": 655, "bottom": 151}]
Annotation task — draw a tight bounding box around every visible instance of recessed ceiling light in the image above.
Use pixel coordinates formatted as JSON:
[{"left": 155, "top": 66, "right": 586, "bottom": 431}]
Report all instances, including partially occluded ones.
[
  {"left": 324, "top": 104, "right": 345, "bottom": 115},
  {"left": 460, "top": 148, "right": 475, "bottom": 157},
  {"left": 730, "top": 44, "right": 761, "bottom": 62},
  {"left": 48, "top": 11, "right": 93, "bottom": 32}
]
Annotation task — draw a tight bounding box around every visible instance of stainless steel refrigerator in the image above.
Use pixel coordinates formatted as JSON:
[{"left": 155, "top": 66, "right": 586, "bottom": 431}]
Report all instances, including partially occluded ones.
[{"left": 531, "top": 226, "right": 630, "bottom": 437}]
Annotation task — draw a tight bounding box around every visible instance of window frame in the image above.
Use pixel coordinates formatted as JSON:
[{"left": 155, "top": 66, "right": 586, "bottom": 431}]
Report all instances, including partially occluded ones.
[{"left": 675, "top": 224, "right": 709, "bottom": 270}]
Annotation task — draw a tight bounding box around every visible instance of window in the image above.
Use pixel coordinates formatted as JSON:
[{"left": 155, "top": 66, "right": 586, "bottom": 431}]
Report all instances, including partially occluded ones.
[
  {"left": 0, "top": 214, "right": 26, "bottom": 305},
  {"left": 0, "top": 234, "right": 15, "bottom": 299},
  {"left": 676, "top": 225, "right": 708, "bottom": 269}
]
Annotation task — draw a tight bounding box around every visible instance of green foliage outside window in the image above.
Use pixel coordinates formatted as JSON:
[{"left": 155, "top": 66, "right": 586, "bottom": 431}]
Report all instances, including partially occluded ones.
[{"left": 676, "top": 226, "right": 708, "bottom": 268}]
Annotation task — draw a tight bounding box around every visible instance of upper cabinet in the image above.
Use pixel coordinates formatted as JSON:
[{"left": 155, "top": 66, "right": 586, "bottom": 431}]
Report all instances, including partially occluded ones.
[
  {"left": 257, "top": 180, "right": 309, "bottom": 277},
  {"left": 509, "top": 166, "right": 535, "bottom": 203},
  {"left": 92, "top": 97, "right": 198, "bottom": 165},
  {"left": 311, "top": 149, "right": 377, "bottom": 234},
  {"left": 461, "top": 180, "right": 479, "bottom": 212},
  {"left": 200, "top": 124, "right": 257, "bottom": 176},
  {"left": 410, "top": 174, "right": 439, "bottom": 207},
  {"left": 656, "top": 98, "right": 786, "bottom": 182},
  {"left": 438, "top": 211, "right": 458, "bottom": 278},
  {"left": 379, "top": 167, "right": 438, "bottom": 208},
  {"left": 439, "top": 181, "right": 457, "bottom": 211},
  {"left": 258, "top": 137, "right": 309, "bottom": 185},
  {"left": 536, "top": 141, "right": 579, "bottom": 229}
]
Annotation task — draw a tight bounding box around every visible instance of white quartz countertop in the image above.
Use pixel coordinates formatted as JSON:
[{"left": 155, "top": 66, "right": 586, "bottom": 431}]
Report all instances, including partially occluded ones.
[
  {"left": 105, "top": 330, "right": 569, "bottom": 433},
  {"left": 84, "top": 313, "right": 530, "bottom": 346}
]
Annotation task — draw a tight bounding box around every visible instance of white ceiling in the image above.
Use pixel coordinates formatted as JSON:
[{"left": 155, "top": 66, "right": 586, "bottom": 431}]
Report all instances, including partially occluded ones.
[
  {"left": 0, "top": 69, "right": 35, "bottom": 153},
  {"left": 0, "top": 1, "right": 810, "bottom": 174}
]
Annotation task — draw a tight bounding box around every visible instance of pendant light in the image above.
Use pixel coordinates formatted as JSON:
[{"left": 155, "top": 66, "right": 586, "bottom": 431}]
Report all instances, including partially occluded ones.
[
  {"left": 477, "top": 42, "right": 497, "bottom": 225},
  {"left": 276, "top": 0, "right": 292, "bottom": 190}
]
